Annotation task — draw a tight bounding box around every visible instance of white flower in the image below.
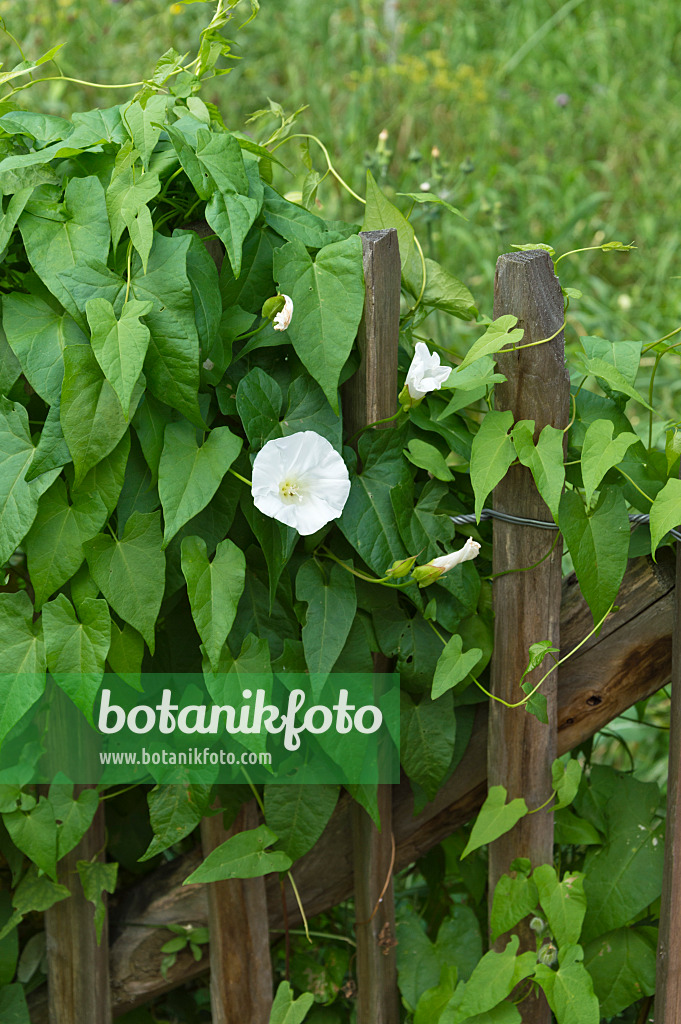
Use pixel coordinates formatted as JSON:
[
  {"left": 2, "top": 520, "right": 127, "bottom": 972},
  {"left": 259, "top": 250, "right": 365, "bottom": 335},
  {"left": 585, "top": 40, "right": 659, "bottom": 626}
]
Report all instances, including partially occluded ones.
[
  {"left": 429, "top": 538, "right": 481, "bottom": 571},
  {"left": 419, "top": 181, "right": 431, "bottom": 192},
  {"left": 405, "top": 342, "right": 451, "bottom": 399},
  {"left": 251, "top": 431, "right": 351, "bottom": 536},
  {"left": 273, "top": 294, "right": 294, "bottom": 331}
]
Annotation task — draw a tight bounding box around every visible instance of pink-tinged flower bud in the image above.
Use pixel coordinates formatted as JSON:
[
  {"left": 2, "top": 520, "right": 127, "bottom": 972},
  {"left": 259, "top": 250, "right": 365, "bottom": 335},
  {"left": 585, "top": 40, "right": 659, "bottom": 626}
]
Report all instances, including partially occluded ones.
[
  {"left": 431, "top": 146, "right": 440, "bottom": 158},
  {"left": 379, "top": 129, "right": 389, "bottom": 142}
]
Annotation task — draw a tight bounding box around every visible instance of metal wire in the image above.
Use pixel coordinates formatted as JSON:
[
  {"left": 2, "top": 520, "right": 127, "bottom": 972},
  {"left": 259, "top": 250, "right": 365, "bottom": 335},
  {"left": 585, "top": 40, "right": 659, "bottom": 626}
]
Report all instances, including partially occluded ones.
[{"left": 451, "top": 508, "right": 681, "bottom": 542}]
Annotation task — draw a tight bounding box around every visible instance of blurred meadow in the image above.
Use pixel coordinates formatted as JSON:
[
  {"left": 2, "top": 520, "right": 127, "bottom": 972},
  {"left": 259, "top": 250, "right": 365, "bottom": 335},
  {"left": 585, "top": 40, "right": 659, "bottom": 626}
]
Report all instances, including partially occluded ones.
[{"left": 0, "top": 0, "right": 678, "bottom": 782}]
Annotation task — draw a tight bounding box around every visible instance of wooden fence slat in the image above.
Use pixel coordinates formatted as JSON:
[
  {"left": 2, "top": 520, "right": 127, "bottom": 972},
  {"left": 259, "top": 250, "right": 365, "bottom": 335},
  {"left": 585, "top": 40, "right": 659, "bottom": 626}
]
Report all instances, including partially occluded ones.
[
  {"left": 654, "top": 470, "right": 681, "bottom": 1024},
  {"left": 44, "top": 793, "right": 111, "bottom": 1024},
  {"left": 199, "top": 800, "right": 273, "bottom": 1024},
  {"left": 343, "top": 227, "right": 401, "bottom": 1024},
  {"left": 489, "top": 250, "right": 569, "bottom": 1023},
  {"left": 28, "top": 551, "right": 675, "bottom": 1020}
]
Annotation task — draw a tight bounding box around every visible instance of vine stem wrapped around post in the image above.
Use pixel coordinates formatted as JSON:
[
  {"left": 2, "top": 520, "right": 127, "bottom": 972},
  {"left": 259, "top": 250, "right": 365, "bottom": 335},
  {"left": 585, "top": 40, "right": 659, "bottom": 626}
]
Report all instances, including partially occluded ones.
[{"left": 489, "top": 250, "right": 570, "bottom": 1023}]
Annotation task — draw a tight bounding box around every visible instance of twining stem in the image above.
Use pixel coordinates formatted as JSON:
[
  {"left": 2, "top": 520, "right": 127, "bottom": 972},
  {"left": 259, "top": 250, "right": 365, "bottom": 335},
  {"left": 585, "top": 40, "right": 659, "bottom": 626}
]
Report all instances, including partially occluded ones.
[
  {"left": 271, "top": 133, "right": 366, "bottom": 205},
  {"left": 528, "top": 791, "right": 556, "bottom": 815},
  {"left": 346, "top": 408, "right": 404, "bottom": 444},
  {"left": 318, "top": 547, "right": 415, "bottom": 589},
  {"left": 99, "top": 784, "right": 138, "bottom": 802},
  {"left": 615, "top": 467, "right": 653, "bottom": 504},
  {"left": 470, "top": 603, "right": 613, "bottom": 709},
  {"left": 229, "top": 468, "right": 252, "bottom": 487},
  {"left": 488, "top": 531, "right": 560, "bottom": 580},
  {"left": 554, "top": 243, "right": 635, "bottom": 268},
  {"left": 243, "top": 771, "right": 311, "bottom": 942},
  {"left": 510, "top": 318, "right": 566, "bottom": 351},
  {"left": 642, "top": 325, "right": 681, "bottom": 354}
]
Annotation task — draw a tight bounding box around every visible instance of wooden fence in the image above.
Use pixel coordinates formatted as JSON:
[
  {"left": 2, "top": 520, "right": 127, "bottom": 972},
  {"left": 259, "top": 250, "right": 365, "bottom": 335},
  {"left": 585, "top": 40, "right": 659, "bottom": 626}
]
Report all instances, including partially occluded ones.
[{"left": 29, "top": 235, "right": 679, "bottom": 1023}]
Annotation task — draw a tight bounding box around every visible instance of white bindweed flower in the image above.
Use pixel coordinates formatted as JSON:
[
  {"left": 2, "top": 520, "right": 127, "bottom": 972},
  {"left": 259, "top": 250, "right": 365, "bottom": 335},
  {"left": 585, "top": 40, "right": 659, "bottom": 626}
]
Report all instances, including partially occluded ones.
[
  {"left": 273, "top": 294, "right": 294, "bottom": 331},
  {"left": 429, "top": 538, "right": 481, "bottom": 571},
  {"left": 412, "top": 537, "right": 481, "bottom": 586},
  {"left": 405, "top": 342, "right": 452, "bottom": 400},
  {"left": 251, "top": 431, "right": 351, "bottom": 536}
]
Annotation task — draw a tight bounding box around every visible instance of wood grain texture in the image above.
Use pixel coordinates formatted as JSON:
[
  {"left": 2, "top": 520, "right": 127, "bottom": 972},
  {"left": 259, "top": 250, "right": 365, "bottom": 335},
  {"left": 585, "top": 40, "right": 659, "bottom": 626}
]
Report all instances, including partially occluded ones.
[
  {"left": 341, "top": 228, "right": 400, "bottom": 440},
  {"left": 345, "top": 229, "right": 401, "bottom": 1024},
  {"left": 654, "top": 504, "right": 681, "bottom": 1022},
  {"left": 489, "top": 250, "right": 570, "bottom": 1021},
  {"left": 199, "top": 801, "right": 273, "bottom": 1024},
  {"left": 43, "top": 794, "right": 111, "bottom": 1024},
  {"left": 27, "top": 554, "right": 674, "bottom": 1020}
]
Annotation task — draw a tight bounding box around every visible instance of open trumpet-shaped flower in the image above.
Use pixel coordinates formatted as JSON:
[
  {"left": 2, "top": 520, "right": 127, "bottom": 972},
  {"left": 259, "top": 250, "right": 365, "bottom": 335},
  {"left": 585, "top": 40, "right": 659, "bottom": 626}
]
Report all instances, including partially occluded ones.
[{"left": 251, "top": 431, "right": 351, "bottom": 536}]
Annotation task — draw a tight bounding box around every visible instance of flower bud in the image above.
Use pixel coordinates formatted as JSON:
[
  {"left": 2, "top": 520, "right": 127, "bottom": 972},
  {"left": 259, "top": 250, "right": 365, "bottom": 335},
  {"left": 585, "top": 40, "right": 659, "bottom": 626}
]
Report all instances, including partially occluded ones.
[
  {"left": 411, "top": 563, "right": 445, "bottom": 588},
  {"left": 385, "top": 555, "right": 417, "bottom": 579}
]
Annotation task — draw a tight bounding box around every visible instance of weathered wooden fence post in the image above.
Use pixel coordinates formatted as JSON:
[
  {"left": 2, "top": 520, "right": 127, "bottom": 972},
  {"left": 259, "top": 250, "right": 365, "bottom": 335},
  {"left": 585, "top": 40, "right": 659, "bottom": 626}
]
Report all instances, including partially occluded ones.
[
  {"left": 200, "top": 800, "right": 273, "bottom": 1024},
  {"left": 488, "top": 250, "right": 569, "bottom": 1022},
  {"left": 42, "top": 687, "right": 112, "bottom": 1024},
  {"left": 654, "top": 473, "right": 681, "bottom": 1024},
  {"left": 343, "top": 227, "right": 401, "bottom": 1024}
]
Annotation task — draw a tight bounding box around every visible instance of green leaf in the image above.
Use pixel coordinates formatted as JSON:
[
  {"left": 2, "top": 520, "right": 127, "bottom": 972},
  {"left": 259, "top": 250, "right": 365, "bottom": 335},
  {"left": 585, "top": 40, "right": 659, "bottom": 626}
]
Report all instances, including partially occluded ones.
[
  {"left": 262, "top": 184, "right": 351, "bottom": 249},
  {"left": 580, "top": 337, "right": 642, "bottom": 390},
  {"left": 130, "top": 233, "right": 203, "bottom": 424},
  {"left": 554, "top": 808, "right": 602, "bottom": 845},
  {"left": 580, "top": 419, "right": 640, "bottom": 506},
  {"left": 77, "top": 857, "right": 118, "bottom": 943},
  {"left": 441, "top": 937, "right": 521, "bottom": 1023},
  {"left": 552, "top": 758, "right": 582, "bottom": 810},
  {"left": 196, "top": 128, "right": 249, "bottom": 193},
  {"left": 535, "top": 955, "right": 599, "bottom": 1024},
  {"left": 0, "top": 398, "right": 60, "bottom": 565},
  {"left": 650, "top": 477, "right": 681, "bottom": 556},
  {"left": 71, "top": 432, "right": 130, "bottom": 518},
  {"left": 60, "top": 344, "right": 138, "bottom": 485},
  {"left": 461, "top": 786, "right": 528, "bottom": 859},
  {"left": 405, "top": 438, "right": 454, "bottom": 481},
  {"left": 12, "top": 864, "right": 69, "bottom": 917},
  {"left": 2, "top": 292, "right": 87, "bottom": 404},
  {"left": 281, "top": 374, "right": 343, "bottom": 449},
  {"left": 264, "top": 784, "right": 339, "bottom": 862},
  {"left": 107, "top": 620, "right": 145, "bottom": 690},
  {"left": 0, "top": 593, "right": 46, "bottom": 739},
  {"left": 0, "top": 984, "right": 30, "bottom": 1024},
  {"left": 19, "top": 176, "right": 110, "bottom": 318},
  {"left": 24, "top": 403, "right": 72, "bottom": 483},
  {"left": 414, "top": 966, "right": 458, "bottom": 1024},
  {"left": 421, "top": 258, "right": 477, "bottom": 320},
  {"left": 49, "top": 783, "right": 99, "bottom": 859},
  {"left": 25, "top": 476, "right": 108, "bottom": 609},
  {"left": 159, "top": 421, "right": 242, "bottom": 546},
  {"left": 0, "top": 891, "right": 18, "bottom": 985},
  {"left": 455, "top": 316, "right": 524, "bottom": 373},
  {"left": 133, "top": 394, "right": 172, "bottom": 485},
  {"left": 512, "top": 420, "right": 565, "bottom": 521},
  {"left": 274, "top": 234, "right": 365, "bottom": 413},
  {"left": 362, "top": 169, "right": 415, "bottom": 281},
  {"left": 240, "top": 495, "right": 297, "bottom": 609},
  {"left": 583, "top": 926, "right": 657, "bottom": 1018},
  {"left": 559, "top": 486, "right": 630, "bottom": 625},
  {"left": 581, "top": 774, "right": 663, "bottom": 943},
  {"left": 42, "top": 594, "right": 111, "bottom": 725},
  {"left": 269, "top": 981, "right": 314, "bottom": 1024},
  {"left": 533, "top": 864, "right": 586, "bottom": 947},
  {"left": 490, "top": 871, "right": 539, "bottom": 942},
  {"left": 105, "top": 165, "right": 161, "bottom": 272},
  {"left": 181, "top": 535, "right": 246, "bottom": 671},
  {"left": 140, "top": 783, "right": 212, "bottom": 861},
  {"left": 184, "top": 824, "right": 292, "bottom": 883},
  {"left": 470, "top": 410, "right": 515, "bottom": 521},
  {"left": 296, "top": 560, "right": 357, "bottom": 676},
  {"left": 338, "top": 428, "right": 412, "bottom": 575},
  {"left": 396, "top": 904, "right": 482, "bottom": 1012},
  {"left": 85, "top": 510, "right": 165, "bottom": 653},
  {"left": 185, "top": 229, "right": 222, "bottom": 354},
  {"left": 206, "top": 187, "right": 261, "bottom": 278},
  {"left": 121, "top": 95, "right": 167, "bottom": 168},
  {"left": 431, "top": 635, "right": 482, "bottom": 699},
  {"left": 397, "top": 191, "right": 466, "bottom": 219},
  {"left": 575, "top": 353, "right": 653, "bottom": 410},
  {"left": 3, "top": 797, "right": 57, "bottom": 880},
  {"left": 400, "top": 691, "right": 456, "bottom": 800},
  {"left": 86, "top": 298, "right": 153, "bottom": 416},
  {"left": 236, "top": 367, "right": 283, "bottom": 447}
]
